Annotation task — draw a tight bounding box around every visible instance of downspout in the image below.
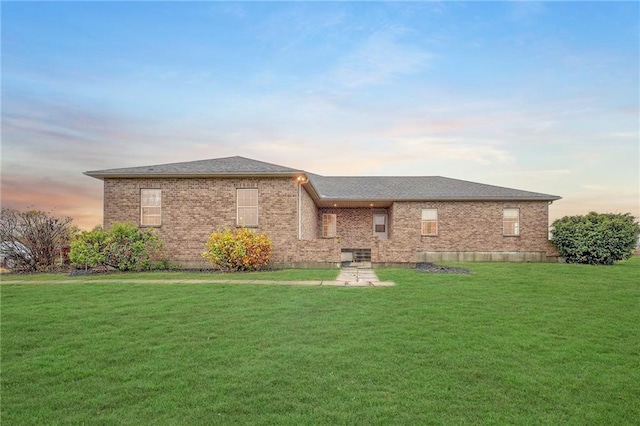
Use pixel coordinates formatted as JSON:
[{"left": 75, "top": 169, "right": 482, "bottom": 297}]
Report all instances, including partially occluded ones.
[
  {"left": 298, "top": 180, "right": 302, "bottom": 240},
  {"left": 296, "top": 175, "right": 307, "bottom": 240}
]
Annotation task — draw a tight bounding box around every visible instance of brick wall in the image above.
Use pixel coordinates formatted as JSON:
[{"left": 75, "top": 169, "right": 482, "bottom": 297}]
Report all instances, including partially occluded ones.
[
  {"left": 311, "top": 201, "right": 554, "bottom": 263},
  {"left": 317, "top": 208, "right": 381, "bottom": 247},
  {"left": 300, "top": 185, "right": 318, "bottom": 239},
  {"left": 103, "top": 177, "right": 304, "bottom": 267},
  {"left": 102, "top": 177, "right": 554, "bottom": 266},
  {"left": 391, "top": 201, "right": 551, "bottom": 253}
]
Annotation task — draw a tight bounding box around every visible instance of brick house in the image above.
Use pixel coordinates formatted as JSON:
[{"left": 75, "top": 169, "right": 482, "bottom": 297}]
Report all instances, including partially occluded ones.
[{"left": 85, "top": 156, "right": 561, "bottom": 268}]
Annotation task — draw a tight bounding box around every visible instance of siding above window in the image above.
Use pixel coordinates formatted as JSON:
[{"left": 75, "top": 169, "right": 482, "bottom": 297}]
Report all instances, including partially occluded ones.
[
  {"left": 503, "top": 208, "right": 520, "bottom": 236},
  {"left": 421, "top": 209, "right": 438, "bottom": 236},
  {"left": 322, "top": 214, "right": 337, "bottom": 238},
  {"left": 237, "top": 188, "right": 258, "bottom": 227},
  {"left": 141, "top": 189, "right": 161, "bottom": 226}
]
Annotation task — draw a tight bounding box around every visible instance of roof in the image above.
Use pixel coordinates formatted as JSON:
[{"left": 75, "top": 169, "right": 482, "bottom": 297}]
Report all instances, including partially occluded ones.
[
  {"left": 84, "top": 156, "right": 303, "bottom": 179},
  {"left": 305, "top": 174, "right": 561, "bottom": 207},
  {"left": 85, "top": 156, "right": 561, "bottom": 204}
]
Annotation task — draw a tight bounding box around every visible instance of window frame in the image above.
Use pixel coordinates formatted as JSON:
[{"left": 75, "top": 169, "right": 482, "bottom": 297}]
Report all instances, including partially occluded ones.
[
  {"left": 373, "top": 214, "right": 386, "bottom": 234},
  {"left": 322, "top": 213, "right": 337, "bottom": 238},
  {"left": 503, "top": 208, "right": 520, "bottom": 236},
  {"left": 421, "top": 209, "right": 438, "bottom": 236},
  {"left": 237, "top": 188, "right": 259, "bottom": 227},
  {"left": 140, "top": 189, "right": 162, "bottom": 227}
]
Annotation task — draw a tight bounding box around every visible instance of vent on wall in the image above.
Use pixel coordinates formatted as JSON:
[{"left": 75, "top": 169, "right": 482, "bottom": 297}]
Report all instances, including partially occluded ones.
[{"left": 341, "top": 248, "right": 371, "bottom": 262}]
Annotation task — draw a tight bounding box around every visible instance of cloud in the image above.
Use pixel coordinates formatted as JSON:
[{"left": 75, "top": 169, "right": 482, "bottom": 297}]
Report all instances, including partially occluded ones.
[
  {"left": 1, "top": 173, "right": 103, "bottom": 230},
  {"left": 392, "top": 137, "right": 515, "bottom": 165},
  {"left": 324, "top": 31, "right": 431, "bottom": 89},
  {"left": 606, "top": 132, "right": 638, "bottom": 139},
  {"left": 552, "top": 191, "right": 640, "bottom": 221},
  {"left": 2, "top": 89, "right": 143, "bottom": 168},
  {"left": 507, "top": 2, "right": 547, "bottom": 22}
]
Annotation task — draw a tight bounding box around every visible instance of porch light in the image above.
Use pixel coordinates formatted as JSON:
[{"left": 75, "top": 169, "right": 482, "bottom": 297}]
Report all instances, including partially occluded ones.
[{"left": 296, "top": 176, "right": 307, "bottom": 183}]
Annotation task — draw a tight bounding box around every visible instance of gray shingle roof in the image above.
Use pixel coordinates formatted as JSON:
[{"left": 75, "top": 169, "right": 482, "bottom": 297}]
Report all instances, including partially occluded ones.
[
  {"left": 85, "top": 156, "right": 303, "bottom": 178},
  {"left": 306, "top": 174, "right": 560, "bottom": 202},
  {"left": 85, "top": 156, "right": 561, "bottom": 202}
]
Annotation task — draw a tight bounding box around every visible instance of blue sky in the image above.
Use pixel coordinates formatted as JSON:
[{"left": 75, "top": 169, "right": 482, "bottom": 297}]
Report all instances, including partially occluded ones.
[{"left": 2, "top": 1, "right": 638, "bottom": 230}]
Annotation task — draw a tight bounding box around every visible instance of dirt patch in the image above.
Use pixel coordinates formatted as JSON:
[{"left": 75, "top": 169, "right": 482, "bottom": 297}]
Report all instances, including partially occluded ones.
[{"left": 415, "top": 262, "right": 472, "bottom": 274}]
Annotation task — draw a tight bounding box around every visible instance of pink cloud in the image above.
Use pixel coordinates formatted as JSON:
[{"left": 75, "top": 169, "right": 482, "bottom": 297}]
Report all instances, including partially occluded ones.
[{"left": 1, "top": 173, "right": 103, "bottom": 230}]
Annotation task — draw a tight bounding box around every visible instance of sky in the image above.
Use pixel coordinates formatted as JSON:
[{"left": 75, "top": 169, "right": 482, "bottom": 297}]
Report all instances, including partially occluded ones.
[{"left": 2, "top": 1, "right": 638, "bottom": 231}]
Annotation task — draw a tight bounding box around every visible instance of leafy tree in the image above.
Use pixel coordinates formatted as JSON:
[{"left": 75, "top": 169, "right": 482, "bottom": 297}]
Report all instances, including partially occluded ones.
[
  {"left": 551, "top": 212, "right": 639, "bottom": 265},
  {"left": 202, "top": 227, "right": 272, "bottom": 271},
  {"left": 0, "top": 208, "right": 74, "bottom": 271}
]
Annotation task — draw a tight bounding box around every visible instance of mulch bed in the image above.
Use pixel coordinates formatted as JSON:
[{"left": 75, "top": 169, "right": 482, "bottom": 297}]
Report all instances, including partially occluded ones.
[{"left": 415, "top": 262, "right": 472, "bottom": 274}]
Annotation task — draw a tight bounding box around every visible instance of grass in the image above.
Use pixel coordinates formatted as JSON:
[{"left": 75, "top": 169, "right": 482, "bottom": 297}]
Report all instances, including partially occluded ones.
[
  {"left": 2, "top": 259, "right": 639, "bottom": 424},
  {"left": 0, "top": 268, "right": 339, "bottom": 282}
]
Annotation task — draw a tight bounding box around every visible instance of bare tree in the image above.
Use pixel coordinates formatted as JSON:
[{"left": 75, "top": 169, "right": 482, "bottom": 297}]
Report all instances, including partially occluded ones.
[{"left": 0, "top": 208, "right": 74, "bottom": 271}]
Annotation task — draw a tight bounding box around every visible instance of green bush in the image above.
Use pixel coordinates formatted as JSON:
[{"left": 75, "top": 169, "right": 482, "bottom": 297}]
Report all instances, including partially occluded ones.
[
  {"left": 103, "top": 223, "right": 165, "bottom": 271},
  {"left": 551, "top": 212, "right": 639, "bottom": 265},
  {"left": 202, "top": 227, "right": 273, "bottom": 272},
  {"left": 70, "top": 223, "right": 166, "bottom": 271},
  {"left": 69, "top": 227, "right": 107, "bottom": 270}
]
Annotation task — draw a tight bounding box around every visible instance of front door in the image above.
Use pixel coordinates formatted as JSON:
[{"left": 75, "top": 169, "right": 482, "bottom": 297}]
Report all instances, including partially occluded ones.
[{"left": 373, "top": 213, "right": 388, "bottom": 240}]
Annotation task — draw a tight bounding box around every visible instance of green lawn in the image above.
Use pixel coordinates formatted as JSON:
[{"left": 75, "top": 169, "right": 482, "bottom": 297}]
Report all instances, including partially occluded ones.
[
  {"left": 2, "top": 259, "right": 638, "bottom": 424},
  {"left": 0, "top": 268, "right": 339, "bottom": 282}
]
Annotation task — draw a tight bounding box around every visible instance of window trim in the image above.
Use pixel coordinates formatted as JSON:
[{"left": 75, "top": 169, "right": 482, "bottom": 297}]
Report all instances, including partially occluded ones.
[
  {"left": 503, "top": 208, "right": 520, "bottom": 236},
  {"left": 237, "top": 188, "right": 259, "bottom": 227},
  {"left": 140, "top": 189, "right": 162, "bottom": 227},
  {"left": 322, "top": 213, "right": 337, "bottom": 238},
  {"left": 373, "top": 213, "right": 387, "bottom": 234},
  {"left": 421, "top": 209, "right": 438, "bottom": 236}
]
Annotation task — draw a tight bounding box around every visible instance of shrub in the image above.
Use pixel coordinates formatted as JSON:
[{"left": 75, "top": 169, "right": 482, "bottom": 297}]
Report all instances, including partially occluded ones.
[
  {"left": 202, "top": 227, "right": 273, "bottom": 272},
  {"left": 551, "top": 212, "right": 640, "bottom": 265},
  {"left": 102, "top": 223, "right": 165, "bottom": 271},
  {"left": 69, "top": 222, "right": 166, "bottom": 271},
  {"left": 69, "top": 227, "right": 107, "bottom": 270}
]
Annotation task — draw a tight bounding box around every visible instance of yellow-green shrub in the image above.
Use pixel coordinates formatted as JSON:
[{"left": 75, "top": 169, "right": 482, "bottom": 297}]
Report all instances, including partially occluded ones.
[{"left": 202, "top": 227, "right": 273, "bottom": 271}]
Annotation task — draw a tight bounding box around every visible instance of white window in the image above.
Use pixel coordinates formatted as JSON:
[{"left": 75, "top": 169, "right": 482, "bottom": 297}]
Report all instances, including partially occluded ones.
[
  {"left": 322, "top": 214, "right": 337, "bottom": 238},
  {"left": 421, "top": 209, "right": 438, "bottom": 236},
  {"left": 237, "top": 188, "right": 258, "bottom": 227},
  {"left": 373, "top": 214, "right": 386, "bottom": 233},
  {"left": 141, "top": 189, "right": 161, "bottom": 226},
  {"left": 503, "top": 208, "right": 520, "bottom": 236}
]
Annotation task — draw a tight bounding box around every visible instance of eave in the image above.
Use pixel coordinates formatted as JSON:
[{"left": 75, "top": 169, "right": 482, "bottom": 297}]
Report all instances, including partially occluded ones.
[
  {"left": 301, "top": 179, "right": 560, "bottom": 208},
  {"left": 84, "top": 171, "right": 305, "bottom": 180}
]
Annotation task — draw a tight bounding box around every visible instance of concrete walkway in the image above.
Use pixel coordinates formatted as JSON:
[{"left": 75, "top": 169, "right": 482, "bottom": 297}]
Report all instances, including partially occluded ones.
[{"left": 330, "top": 262, "right": 394, "bottom": 287}]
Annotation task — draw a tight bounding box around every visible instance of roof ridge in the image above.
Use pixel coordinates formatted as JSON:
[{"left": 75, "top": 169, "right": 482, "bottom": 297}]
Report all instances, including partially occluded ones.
[
  {"left": 231, "top": 156, "right": 302, "bottom": 172},
  {"left": 85, "top": 156, "right": 304, "bottom": 178}
]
